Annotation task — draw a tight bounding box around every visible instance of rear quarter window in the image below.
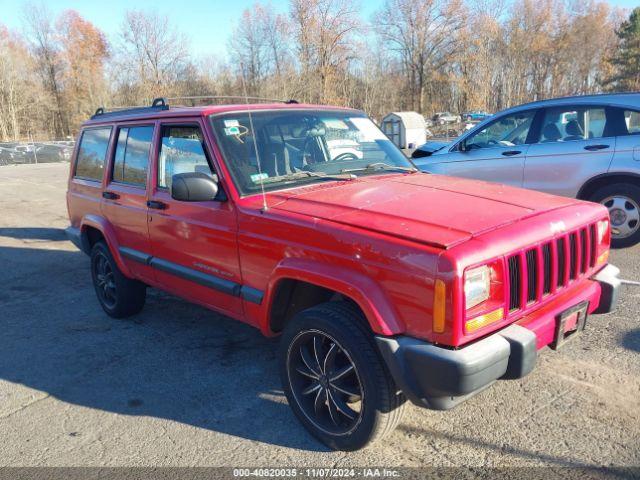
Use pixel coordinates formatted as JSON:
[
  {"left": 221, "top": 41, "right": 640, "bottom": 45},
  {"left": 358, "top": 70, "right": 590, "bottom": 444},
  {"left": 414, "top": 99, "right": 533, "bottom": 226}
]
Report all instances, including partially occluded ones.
[
  {"left": 624, "top": 110, "right": 640, "bottom": 135},
  {"left": 74, "top": 127, "right": 112, "bottom": 181}
]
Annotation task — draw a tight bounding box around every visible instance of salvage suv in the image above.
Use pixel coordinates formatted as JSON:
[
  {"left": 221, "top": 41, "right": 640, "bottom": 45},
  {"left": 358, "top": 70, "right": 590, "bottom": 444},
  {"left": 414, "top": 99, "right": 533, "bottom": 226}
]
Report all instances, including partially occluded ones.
[{"left": 66, "top": 98, "right": 620, "bottom": 451}]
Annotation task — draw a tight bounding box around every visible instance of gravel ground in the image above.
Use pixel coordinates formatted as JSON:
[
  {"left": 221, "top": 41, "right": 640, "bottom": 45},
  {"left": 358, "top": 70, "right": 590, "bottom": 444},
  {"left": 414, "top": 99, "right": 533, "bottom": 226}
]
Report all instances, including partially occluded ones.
[{"left": 0, "top": 163, "right": 638, "bottom": 469}]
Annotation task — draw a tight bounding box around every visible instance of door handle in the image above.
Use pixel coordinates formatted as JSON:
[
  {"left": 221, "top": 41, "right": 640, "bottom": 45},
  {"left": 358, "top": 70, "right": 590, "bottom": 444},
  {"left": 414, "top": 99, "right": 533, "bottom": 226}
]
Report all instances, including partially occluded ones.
[
  {"left": 147, "top": 200, "right": 167, "bottom": 210},
  {"left": 584, "top": 144, "right": 609, "bottom": 151},
  {"left": 501, "top": 150, "right": 522, "bottom": 156},
  {"left": 102, "top": 191, "right": 120, "bottom": 200}
]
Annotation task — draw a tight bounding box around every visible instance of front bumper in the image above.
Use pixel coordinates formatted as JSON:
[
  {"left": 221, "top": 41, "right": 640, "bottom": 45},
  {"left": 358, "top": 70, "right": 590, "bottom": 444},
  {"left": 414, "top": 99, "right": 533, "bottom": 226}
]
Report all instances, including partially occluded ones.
[
  {"left": 592, "top": 264, "right": 621, "bottom": 314},
  {"left": 376, "top": 264, "right": 621, "bottom": 410}
]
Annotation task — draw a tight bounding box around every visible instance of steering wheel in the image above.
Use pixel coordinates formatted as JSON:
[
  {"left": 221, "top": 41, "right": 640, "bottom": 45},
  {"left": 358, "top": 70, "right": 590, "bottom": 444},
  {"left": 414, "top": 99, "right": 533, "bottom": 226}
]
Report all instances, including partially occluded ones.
[
  {"left": 486, "top": 139, "right": 499, "bottom": 146},
  {"left": 332, "top": 152, "right": 359, "bottom": 162}
]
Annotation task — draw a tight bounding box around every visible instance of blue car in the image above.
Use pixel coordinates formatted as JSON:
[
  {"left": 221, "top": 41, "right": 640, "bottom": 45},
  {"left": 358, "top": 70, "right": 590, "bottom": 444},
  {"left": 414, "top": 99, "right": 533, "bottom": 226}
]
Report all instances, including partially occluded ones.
[{"left": 463, "top": 111, "right": 492, "bottom": 122}]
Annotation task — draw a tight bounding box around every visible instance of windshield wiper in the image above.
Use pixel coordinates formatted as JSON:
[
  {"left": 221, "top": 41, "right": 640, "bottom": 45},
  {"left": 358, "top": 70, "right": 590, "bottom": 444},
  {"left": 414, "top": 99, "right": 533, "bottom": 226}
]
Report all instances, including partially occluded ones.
[
  {"left": 340, "top": 162, "right": 418, "bottom": 174},
  {"left": 255, "top": 171, "right": 357, "bottom": 185}
]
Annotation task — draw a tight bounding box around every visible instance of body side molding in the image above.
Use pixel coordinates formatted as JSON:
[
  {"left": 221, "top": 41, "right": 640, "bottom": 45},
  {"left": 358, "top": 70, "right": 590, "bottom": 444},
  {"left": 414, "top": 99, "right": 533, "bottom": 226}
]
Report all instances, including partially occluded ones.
[
  {"left": 119, "top": 247, "right": 152, "bottom": 265},
  {"left": 117, "top": 246, "right": 262, "bottom": 303},
  {"left": 240, "top": 286, "right": 264, "bottom": 304}
]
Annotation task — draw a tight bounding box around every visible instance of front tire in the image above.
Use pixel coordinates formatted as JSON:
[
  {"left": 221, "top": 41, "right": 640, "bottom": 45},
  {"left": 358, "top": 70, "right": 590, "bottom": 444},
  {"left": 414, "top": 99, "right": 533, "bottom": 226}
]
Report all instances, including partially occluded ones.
[
  {"left": 279, "top": 302, "right": 405, "bottom": 451},
  {"left": 590, "top": 183, "right": 640, "bottom": 248},
  {"left": 90, "top": 241, "right": 146, "bottom": 318}
]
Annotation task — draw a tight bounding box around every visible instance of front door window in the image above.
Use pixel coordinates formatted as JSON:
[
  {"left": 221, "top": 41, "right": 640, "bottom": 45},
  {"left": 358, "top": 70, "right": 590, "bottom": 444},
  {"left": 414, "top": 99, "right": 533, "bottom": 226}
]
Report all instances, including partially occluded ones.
[
  {"left": 158, "top": 126, "right": 213, "bottom": 190},
  {"left": 462, "top": 111, "right": 535, "bottom": 151}
]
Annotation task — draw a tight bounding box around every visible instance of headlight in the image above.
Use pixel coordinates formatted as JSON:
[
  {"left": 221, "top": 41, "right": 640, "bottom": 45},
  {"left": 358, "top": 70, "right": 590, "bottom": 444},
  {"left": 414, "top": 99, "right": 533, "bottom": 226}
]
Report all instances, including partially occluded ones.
[
  {"left": 597, "top": 219, "right": 609, "bottom": 244},
  {"left": 464, "top": 265, "right": 490, "bottom": 309}
]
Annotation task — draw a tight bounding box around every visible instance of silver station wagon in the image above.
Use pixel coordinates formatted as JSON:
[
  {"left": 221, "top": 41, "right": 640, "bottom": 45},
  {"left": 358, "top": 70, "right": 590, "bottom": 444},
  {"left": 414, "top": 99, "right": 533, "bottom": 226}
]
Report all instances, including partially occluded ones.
[{"left": 412, "top": 93, "right": 640, "bottom": 247}]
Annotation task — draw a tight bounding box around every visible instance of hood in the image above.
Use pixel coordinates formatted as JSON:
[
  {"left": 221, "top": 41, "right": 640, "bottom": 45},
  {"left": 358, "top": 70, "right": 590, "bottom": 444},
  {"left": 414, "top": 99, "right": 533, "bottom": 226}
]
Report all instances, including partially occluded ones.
[
  {"left": 269, "top": 174, "right": 579, "bottom": 249},
  {"left": 411, "top": 141, "right": 450, "bottom": 159}
]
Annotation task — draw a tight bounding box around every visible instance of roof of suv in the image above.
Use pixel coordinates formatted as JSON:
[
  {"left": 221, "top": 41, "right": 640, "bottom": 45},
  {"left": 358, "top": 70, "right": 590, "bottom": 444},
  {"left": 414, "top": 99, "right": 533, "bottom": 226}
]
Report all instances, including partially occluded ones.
[
  {"left": 502, "top": 92, "right": 640, "bottom": 115},
  {"left": 82, "top": 102, "right": 360, "bottom": 127}
]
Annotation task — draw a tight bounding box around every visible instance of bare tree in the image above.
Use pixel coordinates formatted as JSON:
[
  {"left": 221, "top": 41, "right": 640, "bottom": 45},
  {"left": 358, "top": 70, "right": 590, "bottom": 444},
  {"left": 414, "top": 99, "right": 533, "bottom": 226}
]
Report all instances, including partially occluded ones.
[
  {"left": 228, "top": 4, "right": 269, "bottom": 94},
  {"left": 23, "top": 2, "right": 68, "bottom": 138},
  {"left": 228, "top": 2, "right": 293, "bottom": 99},
  {"left": 263, "top": 8, "right": 291, "bottom": 78},
  {"left": 0, "top": 27, "right": 39, "bottom": 141},
  {"left": 289, "top": 0, "right": 361, "bottom": 103},
  {"left": 116, "top": 10, "right": 191, "bottom": 103},
  {"left": 374, "top": 0, "right": 465, "bottom": 113}
]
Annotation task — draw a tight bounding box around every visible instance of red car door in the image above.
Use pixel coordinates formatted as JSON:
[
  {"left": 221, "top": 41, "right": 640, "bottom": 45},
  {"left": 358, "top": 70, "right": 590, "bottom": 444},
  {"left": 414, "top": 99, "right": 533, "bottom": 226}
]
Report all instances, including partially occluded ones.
[
  {"left": 146, "top": 119, "right": 243, "bottom": 318},
  {"left": 101, "top": 122, "right": 156, "bottom": 283}
]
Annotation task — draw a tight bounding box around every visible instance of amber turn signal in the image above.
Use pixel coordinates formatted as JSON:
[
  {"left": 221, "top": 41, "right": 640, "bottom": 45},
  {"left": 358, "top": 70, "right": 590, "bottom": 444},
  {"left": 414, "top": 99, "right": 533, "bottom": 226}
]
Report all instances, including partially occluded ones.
[
  {"left": 433, "top": 279, "right": 446, "bottom": 333},
  {"left": 597, "top": 250, "right": 609, "bottom": 265},
  {"left": 465, "top": 307, "right": 504, "bottom": 334}
]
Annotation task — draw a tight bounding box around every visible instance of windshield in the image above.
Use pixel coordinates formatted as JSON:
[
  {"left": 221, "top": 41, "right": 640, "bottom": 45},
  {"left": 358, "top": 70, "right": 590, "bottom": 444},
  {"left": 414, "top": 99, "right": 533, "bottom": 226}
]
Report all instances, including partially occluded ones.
[{"left": 210, "top": 110, "right": 414, "bottom": 195}]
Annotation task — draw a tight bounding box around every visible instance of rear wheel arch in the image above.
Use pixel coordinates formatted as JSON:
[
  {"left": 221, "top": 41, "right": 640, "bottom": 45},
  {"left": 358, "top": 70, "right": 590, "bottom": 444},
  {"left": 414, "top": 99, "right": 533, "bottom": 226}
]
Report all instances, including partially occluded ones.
[
  {"left": 577, "top": 172, "right": 640, "bottom": 201},
  {"left": 79, "top": 216, "right": 133, "bottom": 277},
  {"left": 82, "top": 225, "right": 104, "bottom": 250}
]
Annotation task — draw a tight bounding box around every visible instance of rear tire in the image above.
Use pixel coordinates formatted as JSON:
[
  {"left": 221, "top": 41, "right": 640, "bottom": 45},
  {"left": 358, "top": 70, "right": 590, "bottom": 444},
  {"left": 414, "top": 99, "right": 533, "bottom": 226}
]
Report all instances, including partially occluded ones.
[
  {"left": 279, "top": 301, "right": 405, "bottom": 451},
  {"left": 90, "top": 241, "right": 146, "bottom": 318},
  {"left": 590, "top": 183, "right": 640, "bottom": 248}
]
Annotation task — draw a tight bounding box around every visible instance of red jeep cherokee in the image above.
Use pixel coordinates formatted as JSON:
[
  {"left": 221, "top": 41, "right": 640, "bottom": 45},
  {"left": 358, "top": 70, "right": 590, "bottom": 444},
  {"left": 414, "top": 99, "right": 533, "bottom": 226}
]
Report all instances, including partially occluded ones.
[{"left": 66, "top": 98, "right": 620, "bottom": 451}]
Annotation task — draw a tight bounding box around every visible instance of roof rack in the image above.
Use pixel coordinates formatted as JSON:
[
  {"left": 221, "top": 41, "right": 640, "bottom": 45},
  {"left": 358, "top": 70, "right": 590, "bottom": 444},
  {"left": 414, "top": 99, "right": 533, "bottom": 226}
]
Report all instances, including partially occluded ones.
[
  {"left": 166, "top": 95, "right": 298, "bottom": 106},
  {"left": 91, "top": 98, "right": 169, "bottom": 119},
  {"left": 91, "top": 96, "right": 298, "bottom": 120}
]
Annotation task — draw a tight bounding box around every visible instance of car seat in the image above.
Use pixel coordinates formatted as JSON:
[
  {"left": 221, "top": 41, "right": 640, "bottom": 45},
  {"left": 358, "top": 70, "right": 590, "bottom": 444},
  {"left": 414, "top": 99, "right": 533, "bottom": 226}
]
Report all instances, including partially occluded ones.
[
  {"left": 541, "top": 123, "right": 563, "bottom": 143},
  {"left": 262, "top": 142, "right": 292, "bottom": 177},
  {"left": 564, "top": 120, "right": 584, "bottom": 141}
]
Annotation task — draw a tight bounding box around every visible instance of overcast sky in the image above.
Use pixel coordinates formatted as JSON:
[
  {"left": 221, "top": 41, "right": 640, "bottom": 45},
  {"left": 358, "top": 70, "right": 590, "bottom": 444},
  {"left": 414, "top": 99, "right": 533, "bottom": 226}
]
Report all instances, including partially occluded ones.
[{"left": 0, "top": 0, "right": 636, "bottom": 60}]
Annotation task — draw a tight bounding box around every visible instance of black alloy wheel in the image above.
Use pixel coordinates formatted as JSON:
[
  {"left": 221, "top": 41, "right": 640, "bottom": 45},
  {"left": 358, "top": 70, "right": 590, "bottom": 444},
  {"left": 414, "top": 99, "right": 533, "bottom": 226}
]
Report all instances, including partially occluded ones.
[
  {"left": 90, "top": 241, "right": 146, "bottom": 318},
  {"left": 279, "top": 301, "right": 406, "bottom": 451},
  {"left": 287, "top": 329, "right": 364, "bottom": 436},
  {"left": 93, "top": 250, "right": 117, "bottom": 310}
]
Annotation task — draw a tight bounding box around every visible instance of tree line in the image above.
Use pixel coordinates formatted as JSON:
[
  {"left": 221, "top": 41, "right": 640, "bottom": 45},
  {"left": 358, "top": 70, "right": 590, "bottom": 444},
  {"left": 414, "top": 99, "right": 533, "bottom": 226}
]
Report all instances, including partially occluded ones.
[{"left": 0, "top": 0, "right": 638, "bottom": 142}]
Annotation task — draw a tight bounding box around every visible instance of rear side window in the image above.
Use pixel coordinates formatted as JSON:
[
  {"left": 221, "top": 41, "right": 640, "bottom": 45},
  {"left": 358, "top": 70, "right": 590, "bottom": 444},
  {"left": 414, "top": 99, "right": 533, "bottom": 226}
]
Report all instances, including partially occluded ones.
[
  {"left": 158, "top": 126, "right": 213, "bottom": 189},
  {"left": 623, "top": 110, "right": 640, "bottom": 135},
  {"left": 112, "top": 126, "right": 154, "bottom": 186},
  {"left": 75, "top": 128, "right": 112, "bottom": 181},
  {"left": 538, "top": 106, "right": 606, "bottom": 142}
]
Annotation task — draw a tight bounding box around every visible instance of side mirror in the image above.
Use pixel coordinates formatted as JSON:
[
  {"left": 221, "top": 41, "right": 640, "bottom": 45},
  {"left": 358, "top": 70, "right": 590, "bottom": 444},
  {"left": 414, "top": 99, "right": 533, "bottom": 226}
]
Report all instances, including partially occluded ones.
[{"left": 171, "top": 172, "right": 219, "bottom": 202}]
